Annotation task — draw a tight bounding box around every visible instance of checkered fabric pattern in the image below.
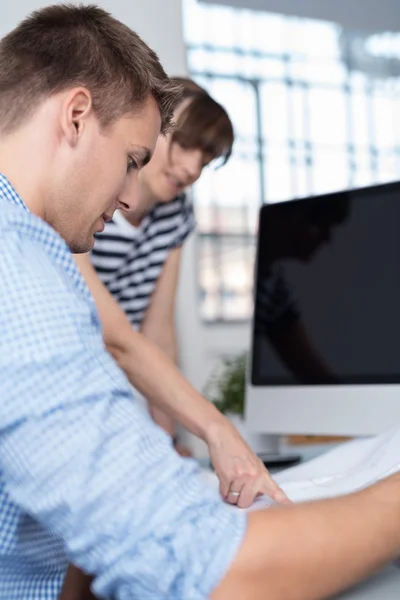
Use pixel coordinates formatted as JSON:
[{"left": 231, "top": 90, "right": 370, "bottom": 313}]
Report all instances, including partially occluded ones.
[{"left": 0, "top": 174, "right": 246, "bottom": 600}]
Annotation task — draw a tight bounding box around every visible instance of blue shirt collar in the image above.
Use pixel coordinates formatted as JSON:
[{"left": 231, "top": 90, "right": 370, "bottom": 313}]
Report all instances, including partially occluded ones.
[{"left": 0, "top": 173, "right": 29, "bottom": 212}]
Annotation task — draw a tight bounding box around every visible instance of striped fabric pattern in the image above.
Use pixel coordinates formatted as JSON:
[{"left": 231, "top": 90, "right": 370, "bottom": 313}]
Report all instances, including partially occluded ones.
[{"left": 91, "top": 194, "right": 195, "bottom": 328}]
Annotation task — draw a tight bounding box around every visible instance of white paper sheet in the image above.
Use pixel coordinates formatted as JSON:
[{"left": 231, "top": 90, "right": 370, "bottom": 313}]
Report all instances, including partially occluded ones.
[
  {"left": 199, "top": 426, "right": 400, "bottom": 510},
  {"left": 255, "top": 426, "right": 400, "bottom": 507}
]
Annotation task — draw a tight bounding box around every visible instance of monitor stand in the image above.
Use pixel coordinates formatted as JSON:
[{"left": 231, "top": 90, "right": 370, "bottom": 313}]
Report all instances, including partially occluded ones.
[{"left": 253, "top": 434, "right": 301, "bottom": 469}]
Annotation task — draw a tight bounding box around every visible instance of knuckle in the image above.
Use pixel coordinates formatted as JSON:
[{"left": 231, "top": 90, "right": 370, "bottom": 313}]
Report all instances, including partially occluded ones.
[{"left": 243, "top": 468, "right": 258, "bottom": 479}]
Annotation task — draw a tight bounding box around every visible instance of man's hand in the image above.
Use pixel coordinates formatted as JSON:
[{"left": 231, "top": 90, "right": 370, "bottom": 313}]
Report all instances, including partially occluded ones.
[{"left": 206, "top": 419, "right": 290, "bottom": 509}]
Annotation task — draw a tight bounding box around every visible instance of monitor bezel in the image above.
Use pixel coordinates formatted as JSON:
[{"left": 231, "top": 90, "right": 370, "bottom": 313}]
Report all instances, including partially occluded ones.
[{"left": 246, "top": 180, "right": 400, "bottom": 436}]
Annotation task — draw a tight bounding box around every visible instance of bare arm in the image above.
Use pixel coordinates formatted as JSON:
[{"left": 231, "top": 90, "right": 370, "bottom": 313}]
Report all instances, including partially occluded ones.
[
  {"left": 213, "top": 474, "right": 400, "bottom": 600},
  {"left": 141, "top": 247, "right": 181, "bottom": 362},
  {"left": 74, "top": 253, "right": 288, "bottom": 507},
  {"left": 140, "top": 247, "right": 181, "bottom": 438},
  {"left": 61, "top": 474, "right": 400, "bottom": 600},
  {"left": 74, "top": 252, "right": 222, "bottom": 440}
]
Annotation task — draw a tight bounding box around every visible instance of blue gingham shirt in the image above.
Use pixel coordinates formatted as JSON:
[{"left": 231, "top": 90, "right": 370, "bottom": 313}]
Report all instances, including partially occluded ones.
[{"left": 0, "top": 174, "right": 247, "bottom": 600}]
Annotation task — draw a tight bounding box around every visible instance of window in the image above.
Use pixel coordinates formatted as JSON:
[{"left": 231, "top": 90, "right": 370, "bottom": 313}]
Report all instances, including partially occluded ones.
[{"left": 183, "top": 0, "right": 400, "bottom": 322}]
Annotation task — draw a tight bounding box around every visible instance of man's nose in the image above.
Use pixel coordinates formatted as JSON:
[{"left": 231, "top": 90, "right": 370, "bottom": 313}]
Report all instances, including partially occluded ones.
[{"left": 117, "top": 175, "right": 139, "bottom": 213}]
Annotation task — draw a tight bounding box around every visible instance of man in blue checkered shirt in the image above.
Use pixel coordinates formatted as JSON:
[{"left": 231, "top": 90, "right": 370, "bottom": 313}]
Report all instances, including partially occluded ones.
[{"left": 2, "top": 6, "right": 400, "bottom": 600}]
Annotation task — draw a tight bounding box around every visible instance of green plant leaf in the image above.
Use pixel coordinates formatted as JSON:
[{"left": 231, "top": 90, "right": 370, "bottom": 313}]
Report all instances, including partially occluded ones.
[{"left": 203, "top": 352, "right": 247, "bottom": 416}]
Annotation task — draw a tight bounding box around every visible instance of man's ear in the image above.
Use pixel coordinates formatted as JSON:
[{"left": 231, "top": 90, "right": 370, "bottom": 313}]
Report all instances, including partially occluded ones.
[{"left": 59, "top": 87, "right": 93, "bottom": 147}]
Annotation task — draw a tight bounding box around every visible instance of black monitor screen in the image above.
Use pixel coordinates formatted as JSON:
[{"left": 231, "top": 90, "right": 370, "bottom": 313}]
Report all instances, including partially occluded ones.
[{"left": 251, "top": 181, "right": 400, "bottom": 386}]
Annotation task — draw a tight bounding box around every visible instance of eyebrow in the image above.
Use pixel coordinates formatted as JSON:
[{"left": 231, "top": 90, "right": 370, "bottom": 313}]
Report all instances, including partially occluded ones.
[{"left": 132, "top": 146, "right": 152, "bottom": 168}]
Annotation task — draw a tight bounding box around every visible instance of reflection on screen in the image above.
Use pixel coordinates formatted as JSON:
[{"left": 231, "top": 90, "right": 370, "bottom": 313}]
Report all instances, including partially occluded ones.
[{"left": 252, "top": 182, "right": 400, "bottom": 386}]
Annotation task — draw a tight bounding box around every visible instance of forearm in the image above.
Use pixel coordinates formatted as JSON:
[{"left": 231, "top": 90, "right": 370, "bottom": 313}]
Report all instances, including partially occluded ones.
[
  {"left": 214, "top": 474, "right": 400, "bottom": 600},
  {"left": 141, "top": 319, "right": 178, "bottom": 364},
  {"left": 149, "top": 405, "right": 176, "bottom": 437},
  {"left": 109, "top": 329, "right": 225, "bottom": 443},
  {"left": 141, "top": 321, "right": 179, "bottom": 437},
  {"left": 74, "top": 253, "right": 225, "bottom": 444}
]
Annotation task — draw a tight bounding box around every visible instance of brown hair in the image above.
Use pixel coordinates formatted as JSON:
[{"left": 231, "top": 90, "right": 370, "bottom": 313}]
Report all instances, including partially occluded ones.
[
  {"left": 0, "top": 4, "right": 182, "bottom": 135},
  {"left": 170, "top": 77, "right": 234, "bottom": 166}
]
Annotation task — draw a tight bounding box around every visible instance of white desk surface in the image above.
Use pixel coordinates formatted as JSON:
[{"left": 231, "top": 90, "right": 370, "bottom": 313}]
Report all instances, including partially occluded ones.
[
  {"left": 278, "top": 443, "right": 400, "bottom": 599},
  {"left": 334, "top": 565, "right": 400, "bottom": 599},
  {"left": 201, "top": 442, "right": 400, "bottom": 598}
]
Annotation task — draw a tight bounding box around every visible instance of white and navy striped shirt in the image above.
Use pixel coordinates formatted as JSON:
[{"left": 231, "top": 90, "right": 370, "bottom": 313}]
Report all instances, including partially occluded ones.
[{"left": 91, "top": 194, "right": 195, "bottom": 328}]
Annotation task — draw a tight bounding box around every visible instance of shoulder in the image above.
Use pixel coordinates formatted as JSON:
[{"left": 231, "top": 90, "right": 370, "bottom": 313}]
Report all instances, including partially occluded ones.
[
  {"left": 0, "top": 198, "right": 67, "bottom": 256},
  {"left": 149, "top": 194, "right": 195, "bottom": 249},
  {"left": 151, "top": 193, "right": 196, "bottom": 233},
  {"left": 0, "top": 196, "right": 41, "bottom": 235},
  {"left": 0, "top": 200, "right": 93, "bottom": 314},
  {"left": 0, "top": 230, "right": 100, "bottom": 365},
  {"left": 0, "top": 202, "right": 56, "bottom": 274}
]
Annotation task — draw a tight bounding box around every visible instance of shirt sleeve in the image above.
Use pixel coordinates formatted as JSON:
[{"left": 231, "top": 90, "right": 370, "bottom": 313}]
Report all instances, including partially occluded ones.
[
  {"left": 0, "top": 230, "right": 246, "bottom": 600},
  {"left": 255, "top": 266, "right": 301, "bottom": 336},
  {"left": 169, "top": 194, "right": 196, "bottom": 249}
]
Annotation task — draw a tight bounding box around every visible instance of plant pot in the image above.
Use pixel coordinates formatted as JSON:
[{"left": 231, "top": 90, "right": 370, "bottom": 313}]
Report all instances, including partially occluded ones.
[{"left": 226, "top": 412, "right": 273, "bottom": 454}]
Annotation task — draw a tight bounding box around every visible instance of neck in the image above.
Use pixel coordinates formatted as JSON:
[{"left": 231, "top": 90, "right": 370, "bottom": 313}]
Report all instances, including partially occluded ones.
[
  {"left": 0, "top": 99, "right": 61, "bottom": 219},
  {"left": 124, "top": 176, "right": 159, "bottom": 227},
  {"left": 0, "top": 128, "right": 50, "bottom": 219}
]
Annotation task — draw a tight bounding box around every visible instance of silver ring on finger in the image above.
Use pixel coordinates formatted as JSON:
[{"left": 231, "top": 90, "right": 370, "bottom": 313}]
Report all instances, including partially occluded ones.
[{"left": 228, "top": 490, "right": 241, "bottom": 498}]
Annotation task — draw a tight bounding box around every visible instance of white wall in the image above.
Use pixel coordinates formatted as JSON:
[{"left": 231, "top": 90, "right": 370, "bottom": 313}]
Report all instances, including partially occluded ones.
[
  {"left": 200, "top": 0, "right": 400, "bottom": 32},
  {"left": 1, "top": 0, "right": 186, "bottom": 75},
  {"left": 177, "top": 235, "right": 250, "bottom": 392}
]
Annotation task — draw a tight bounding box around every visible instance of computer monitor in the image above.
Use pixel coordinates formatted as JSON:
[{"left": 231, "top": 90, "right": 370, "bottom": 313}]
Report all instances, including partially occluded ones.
[{"left": 245, "top": 181, "right": 400, "bottom": 444}]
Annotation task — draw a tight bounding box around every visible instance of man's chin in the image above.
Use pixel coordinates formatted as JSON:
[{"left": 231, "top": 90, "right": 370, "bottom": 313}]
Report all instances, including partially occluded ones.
[{"left": 68, "top": 237, "right": 94, "bottom": 255}]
